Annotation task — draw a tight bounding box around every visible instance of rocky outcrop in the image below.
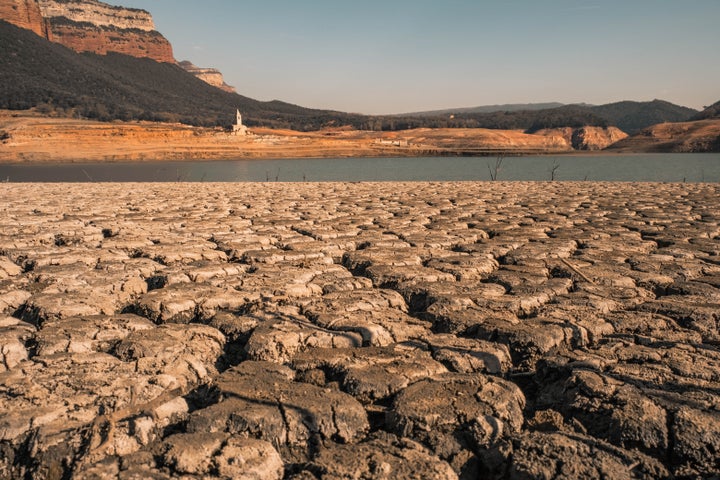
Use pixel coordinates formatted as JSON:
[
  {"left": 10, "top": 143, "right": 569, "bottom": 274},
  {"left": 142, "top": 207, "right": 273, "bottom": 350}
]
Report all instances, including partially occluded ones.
[
  {"left": 0, "top": 0, "right": 50, "bottom": 37},
  {"left": 38, "top": 0, "right": 175, "bottom": 63},
  {"left": 536, "top": 126, "right": 629, "bottom": 150},
  {"left": 46, "top": 18, "right": 175, "bottom": 62},
  {"left": 36, "top": 0, "right": 155, "bottom": 31},
  {"left": 571, "top": 126, "right": 628, "bottom": 150},
  {"left": 0, "top": 0, "right": 174, "bottom": 63},
  {"left": 179, "top": 61, "right": 237, "bottom": 93}
]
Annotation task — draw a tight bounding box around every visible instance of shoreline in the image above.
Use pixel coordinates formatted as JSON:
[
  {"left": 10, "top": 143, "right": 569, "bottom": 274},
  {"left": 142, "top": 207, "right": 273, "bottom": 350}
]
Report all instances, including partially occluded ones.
[
  {"left": 0, "top": 149, "right": 678, "bottom": 166},
  {"left": 0, "top": 110, "right": 664, "bottom": 164}
]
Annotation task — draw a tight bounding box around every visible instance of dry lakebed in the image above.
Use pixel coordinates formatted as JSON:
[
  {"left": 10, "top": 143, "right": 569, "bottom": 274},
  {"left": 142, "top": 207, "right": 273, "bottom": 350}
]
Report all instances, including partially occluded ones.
[{"left": 1, "top": 181, "right": 719, "bottom": 479}]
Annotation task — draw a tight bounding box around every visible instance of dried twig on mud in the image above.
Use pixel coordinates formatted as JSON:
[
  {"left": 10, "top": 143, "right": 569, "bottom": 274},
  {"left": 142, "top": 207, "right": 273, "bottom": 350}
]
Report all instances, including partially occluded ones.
[{"left": 560, "top": 258, "right": 596, "bottom": 285}]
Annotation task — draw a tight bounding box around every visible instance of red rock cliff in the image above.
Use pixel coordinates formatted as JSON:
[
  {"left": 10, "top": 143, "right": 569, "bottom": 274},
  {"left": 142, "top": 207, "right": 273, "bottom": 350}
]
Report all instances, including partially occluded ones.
[
  {"left": 0, "top": 0, "right": 174, "bottom": 63},
  {"left": 48, "top": 19, "right": 175, "bottom": 62},
  {"left": 0, "top": 0, "right": 50, "bottom": 37}
]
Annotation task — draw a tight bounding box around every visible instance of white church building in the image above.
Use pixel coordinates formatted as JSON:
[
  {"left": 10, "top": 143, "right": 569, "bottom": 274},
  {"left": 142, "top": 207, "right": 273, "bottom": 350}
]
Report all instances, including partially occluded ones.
[{"left": 232, "top": 109, "right": 248, "bottom": 135}]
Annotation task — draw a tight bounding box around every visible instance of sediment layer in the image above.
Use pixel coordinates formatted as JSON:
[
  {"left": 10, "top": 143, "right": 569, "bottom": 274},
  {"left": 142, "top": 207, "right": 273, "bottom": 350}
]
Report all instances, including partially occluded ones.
[
  {"left": 46, "top": 21, "right": 175, "bottom": 63},
  {"left": 36, "top": 0, "right": 157, "bottom": 31},
  {"left": 1, "top": 182, "right": 719, "bottom": 479}
]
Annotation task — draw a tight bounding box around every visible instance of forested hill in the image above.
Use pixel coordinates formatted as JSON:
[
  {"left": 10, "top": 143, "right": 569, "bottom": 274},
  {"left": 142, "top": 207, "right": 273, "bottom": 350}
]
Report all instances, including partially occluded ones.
[
  {"left": 692, "top": 100, "right": 720, "bottom": 120},
  {"left": 588, "top": 100, "right": 698, "bottom": 134},
  {"left": 405, "top": 101, "right": 698, "bottom": 134},
  {"left": 0, "top": 20, "right": 363, "bottom": 130}
]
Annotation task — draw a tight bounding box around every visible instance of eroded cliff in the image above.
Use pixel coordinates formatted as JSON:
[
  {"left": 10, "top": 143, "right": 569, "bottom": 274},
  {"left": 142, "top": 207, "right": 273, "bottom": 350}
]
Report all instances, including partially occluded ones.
[
  {"left": 36, "top": 0, "right": 155, "bottom": 30},
  {"left": 179, "top": 61, "right": 237, "bottom": 93},
  {"left": 0, "top": 0, "right": 49, "bottom": 37},
  {"left": 0, "top": 0, "right": 174, "bottom": 63},
  {"left": 47, "top": 17, "right": 175, "bottom": 62}
]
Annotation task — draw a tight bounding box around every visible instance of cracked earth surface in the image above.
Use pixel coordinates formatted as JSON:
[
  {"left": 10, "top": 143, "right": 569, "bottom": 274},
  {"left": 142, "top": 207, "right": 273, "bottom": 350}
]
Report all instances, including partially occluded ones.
[{"left": 1, "top": 181, "right": 719, "bottom": 479}]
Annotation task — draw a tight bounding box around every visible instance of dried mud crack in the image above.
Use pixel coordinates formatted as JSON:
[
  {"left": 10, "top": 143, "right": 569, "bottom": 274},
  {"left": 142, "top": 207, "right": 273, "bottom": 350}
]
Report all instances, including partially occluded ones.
[{"left": 1, "top": 181, "right": 719, "bottom": 479}]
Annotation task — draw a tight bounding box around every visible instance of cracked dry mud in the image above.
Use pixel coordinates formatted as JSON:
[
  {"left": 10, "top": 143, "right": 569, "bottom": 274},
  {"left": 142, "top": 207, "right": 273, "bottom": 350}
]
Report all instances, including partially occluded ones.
[{"left": 1, "top": 181, "right": 719, "bottom": 479}]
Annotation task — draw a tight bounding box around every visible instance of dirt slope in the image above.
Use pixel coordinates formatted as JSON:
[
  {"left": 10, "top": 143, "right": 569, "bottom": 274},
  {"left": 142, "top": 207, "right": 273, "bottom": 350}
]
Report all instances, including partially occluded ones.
[{"left": 608, "top": 119, "right": 720, "bottom": 153}]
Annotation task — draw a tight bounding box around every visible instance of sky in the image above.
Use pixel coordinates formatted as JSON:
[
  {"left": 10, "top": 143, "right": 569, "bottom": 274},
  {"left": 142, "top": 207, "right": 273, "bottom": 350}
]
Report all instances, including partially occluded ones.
[{"left": 120, "top": 0, "right": 719, "bottom": 115}]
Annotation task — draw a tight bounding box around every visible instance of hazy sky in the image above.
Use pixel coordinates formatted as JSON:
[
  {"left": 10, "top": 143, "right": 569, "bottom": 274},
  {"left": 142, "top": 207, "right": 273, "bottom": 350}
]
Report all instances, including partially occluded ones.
[{"left": 120, "top": 0, "right": 718, "bottom": 114}]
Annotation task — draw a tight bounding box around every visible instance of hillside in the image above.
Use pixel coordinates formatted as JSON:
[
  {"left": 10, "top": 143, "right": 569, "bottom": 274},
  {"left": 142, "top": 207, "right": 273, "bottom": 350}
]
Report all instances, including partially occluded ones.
[
  {"left": 0, "top": 22, "right": 636, "bottom": 134},
  {"left": 0, "top": 20, "right": 363, "bottom": 129},
  {"left": 0, "top": 15, "right": 703, "bottom": 135},
  {"left": 400, "top": 101, "right": 698, "bottom": 134},
  {"left": 693, "top": 100, "right": 720, "bottom": 120},
  {"left": 373, "top": 105, "right": 610, "bottom": 133},
  {"left": 607, "top": 119, "right": 720, "bottom": 153},
  {"left": 588, "top": 100, "right": 698, "bottom": 134}
]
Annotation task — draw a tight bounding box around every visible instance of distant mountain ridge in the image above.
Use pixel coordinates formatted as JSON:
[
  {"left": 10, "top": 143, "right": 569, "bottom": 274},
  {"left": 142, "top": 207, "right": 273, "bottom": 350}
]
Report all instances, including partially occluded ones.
[
  {"left": 404, "top": 103, "right": 568, "bottom": 116},
  {"left": 404, "top": 100, "right": 698, "bottom": 134}
]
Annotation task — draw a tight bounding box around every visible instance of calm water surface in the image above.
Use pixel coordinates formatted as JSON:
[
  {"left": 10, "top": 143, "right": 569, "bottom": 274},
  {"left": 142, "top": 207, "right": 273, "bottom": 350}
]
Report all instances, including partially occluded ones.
[{"left": 1, "top": 154, "right": 719, "bottom": 182}]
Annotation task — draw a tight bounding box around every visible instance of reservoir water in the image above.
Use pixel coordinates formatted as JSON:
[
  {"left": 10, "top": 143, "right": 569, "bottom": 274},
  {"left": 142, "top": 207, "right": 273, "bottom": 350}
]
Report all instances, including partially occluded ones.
[{"left": 1, "top": 154, "right": 719, "bottom": 183}]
